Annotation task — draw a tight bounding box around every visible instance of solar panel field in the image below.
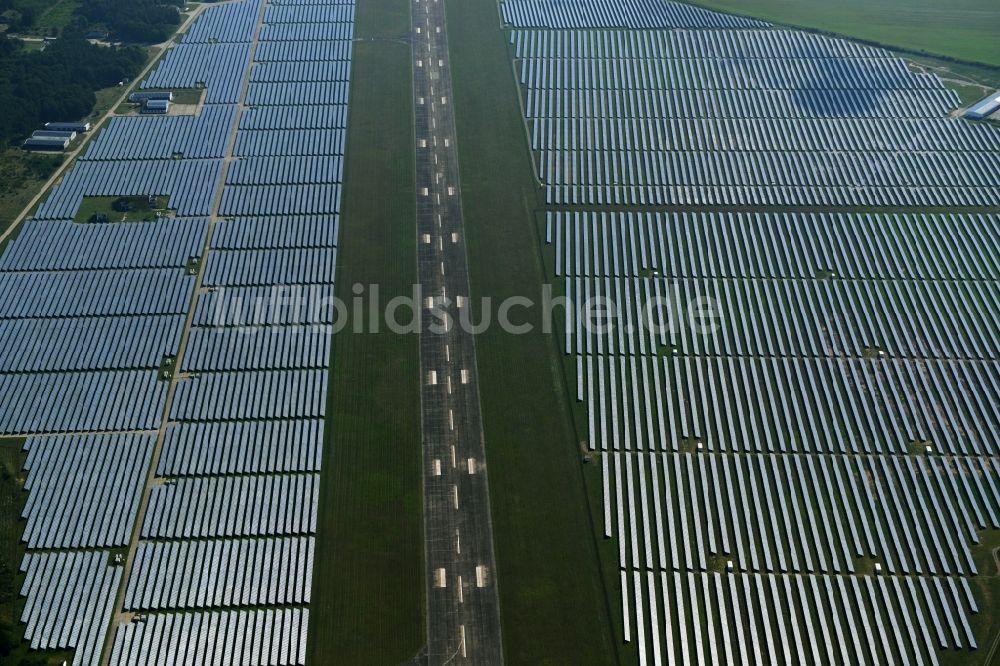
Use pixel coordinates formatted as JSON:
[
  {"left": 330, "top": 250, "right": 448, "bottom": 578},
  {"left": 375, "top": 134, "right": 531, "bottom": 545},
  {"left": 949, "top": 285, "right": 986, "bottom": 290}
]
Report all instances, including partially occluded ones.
[
  {"left": 527, "top": 1, "right": 999, "bottom": 664},
  {"left": 0, "top": 0, "right": 364, "bottom": 660}
]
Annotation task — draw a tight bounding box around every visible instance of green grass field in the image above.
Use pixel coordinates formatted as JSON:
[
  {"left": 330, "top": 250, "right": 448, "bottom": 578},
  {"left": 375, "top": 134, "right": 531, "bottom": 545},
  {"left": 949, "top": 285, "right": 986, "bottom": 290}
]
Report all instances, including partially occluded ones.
[
  {"left": 305, "top": 0, "right": 424, "bottom": 661},
  {"left": 682, "top": 0, "right": 1000, "bottom": 67},
  {"left": 72, "top": 195, "right": 169, "bottom": 223},
  {"left": 445, "top": 0, "right": 621, "bottom": 662},
  {"left": 34, "top": 0, "right": 78, "bottom": 34},
  {"left": 0, "top": 150, "right": 62, "bottom": 235}
]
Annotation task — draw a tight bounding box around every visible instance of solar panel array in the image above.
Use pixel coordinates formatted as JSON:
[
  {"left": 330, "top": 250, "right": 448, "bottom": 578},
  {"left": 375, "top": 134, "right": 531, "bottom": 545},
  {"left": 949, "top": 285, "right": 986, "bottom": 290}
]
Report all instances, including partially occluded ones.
[
  {"left": 19, "top": 551, "right": 123, "bottom": 666},
  {"left": 507, "top": 0, "right": 999, "bottom": 663},
  {"left": 2, "top": 0, "right": 355, "bottom": 659},
  {"left": 509, "top": 26, "right": 1000, "bottom": 207}
]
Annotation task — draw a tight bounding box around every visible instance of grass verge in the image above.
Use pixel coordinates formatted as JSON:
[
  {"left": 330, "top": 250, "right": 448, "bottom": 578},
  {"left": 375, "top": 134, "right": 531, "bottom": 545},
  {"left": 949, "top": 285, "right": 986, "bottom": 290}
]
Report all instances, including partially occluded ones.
[
  {"left": 445, "top": 0, "right": 619, "bottom": 662},
  {"left": 305, "top": 0, "right": 424, "bottom": 662}
]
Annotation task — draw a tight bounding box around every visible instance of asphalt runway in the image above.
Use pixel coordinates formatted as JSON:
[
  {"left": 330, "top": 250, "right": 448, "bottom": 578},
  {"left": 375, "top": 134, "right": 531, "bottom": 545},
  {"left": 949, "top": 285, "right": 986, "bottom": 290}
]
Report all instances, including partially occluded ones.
[{"left": 410, "top": 0, "right": 504, "bottom": 663}]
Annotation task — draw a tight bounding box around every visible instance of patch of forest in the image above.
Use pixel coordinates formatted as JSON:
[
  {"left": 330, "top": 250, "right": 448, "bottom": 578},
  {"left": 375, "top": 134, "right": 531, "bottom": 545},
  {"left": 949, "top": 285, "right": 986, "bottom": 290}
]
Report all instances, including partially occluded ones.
[{"left": 0, "top": 35, "right": 146, "bottom": 144}]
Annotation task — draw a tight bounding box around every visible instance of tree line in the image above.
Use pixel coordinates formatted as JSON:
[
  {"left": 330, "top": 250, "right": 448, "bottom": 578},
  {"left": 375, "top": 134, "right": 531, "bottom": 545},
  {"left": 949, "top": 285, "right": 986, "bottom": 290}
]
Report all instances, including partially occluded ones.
[{"left": 0, "top": 36, "right": 147, "bottom": 145}]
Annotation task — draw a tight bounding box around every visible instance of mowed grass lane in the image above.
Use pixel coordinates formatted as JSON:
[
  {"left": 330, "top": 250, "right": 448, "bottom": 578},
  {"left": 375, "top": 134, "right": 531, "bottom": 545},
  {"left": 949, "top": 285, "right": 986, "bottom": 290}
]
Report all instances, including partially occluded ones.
[{"left": 306, "top": 0, "right": 424, "bottom": 661}]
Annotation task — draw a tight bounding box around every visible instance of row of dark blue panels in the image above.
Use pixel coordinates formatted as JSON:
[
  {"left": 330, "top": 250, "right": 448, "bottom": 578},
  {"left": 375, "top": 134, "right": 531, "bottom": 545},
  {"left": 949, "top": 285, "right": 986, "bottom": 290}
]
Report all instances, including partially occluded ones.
[
  {"left": 142, "top": 43, "right": 353, "bottom": 104},
  {"left": 575, "top": 354, "right": 1000, "bottom": 457},
  {"left": 542, "top": 183, "right": 1000, "bottom": 207},
  {"left": 547, "top": 211, "right": 1000, "bottom": 281},
  {"left": 523, "top": 88, "right": 957, "bottom": 120},
  {"left": 602, "top": 450, "right": 997, "bottom": 576},
  {"left": 536, "top": 148, "right": 1000, "bottom": 190},
  {"left": 0, "top": 318, "right": 335, "bottom": 373},
  {"left": 562, "top": 275, "right": 1000, "bottom": 360},
  {"left": 528, "top": 117, "right": 1000, "bottom": 153},
  {"left": 517, "top": 55, "right": 940, "bottom": 92},
  {"left": 502, "top": 0, "right": 768, "bottom": 29},
  {"left": 0, "top": 216, "right": 337, "bottom": 272},
  {"left": 511, "top": 28, "right": 900, "bottom": 61}
]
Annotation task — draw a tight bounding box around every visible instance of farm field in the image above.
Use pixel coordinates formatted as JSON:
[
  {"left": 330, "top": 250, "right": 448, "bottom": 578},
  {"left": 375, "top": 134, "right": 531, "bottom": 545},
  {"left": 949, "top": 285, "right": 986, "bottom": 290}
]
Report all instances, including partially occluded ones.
[
  {"left": 304, "top": 0, "right": 424, "bottom": 660},
  {"left": 680, "top": 0, "right": 1000, "bottom": 67},
  {"left": 446, "top": 0, "right": 620, "bottom": 662}
]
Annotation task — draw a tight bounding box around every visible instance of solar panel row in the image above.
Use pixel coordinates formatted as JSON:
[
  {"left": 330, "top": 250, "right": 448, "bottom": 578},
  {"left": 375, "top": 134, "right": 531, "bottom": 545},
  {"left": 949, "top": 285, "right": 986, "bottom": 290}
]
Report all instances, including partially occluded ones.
[
  {"left": 211, "top": 215, "right": 340, "bottom": 249},
  {"left": 21, "top": 435, "right": 154, "bottom": 548},
  {"left": 247, "top": 62, "right": 352, "bottom": 83},
  {"left": 157, "top": 420, "right": 324, "bottom": 476},
  {"left": 125, "top": 536, "right": 314, "bottom": 610},
  {"left": 0, "top": 316, "right": 183, "bottom": 372},
  {"left": 170, "top": 370, "right": 329, "bottom": 420},
  {"left": 109, "top": 608, "right": 309, "bottom": 666},
  {"left": 604, "top": 452, "right": 997, "bottom": 576},
  {"left": 579, "top": 355, "right": 1000, "bottom": 456},
  {"left": 193, "top": 285, "right": 337, "bottom": 327},
  {"left": 233, "top": 129, "right": 346, "bottom": 156},
  {"left": 532, "top": 117, "right": 1000, "bottom": 153},
  {"left": 0, "top": 269, "right": 193, "bottom": 318},
  {"left": 0, "top": 372, "right": 165, "bottom": 434},
  {"left": 501, "top": 0, "right": 768, "bottom": 29},
  {"left": 0, "top": 218, "right": 207, "bottom": 271},
  {"left": 183, "top": 325, "right": 332, "bottom": 371},
  {"left": 253, "top": 40, "right": 353, "bottom": 62},
  {"left": 203, "top": 247, "right": 338, "bottom": 286},
  {"left": 548, "top": 211, "right": 1000, "bottom": 280},
  {"left": 563, "top": 277, "right": 1000, "bottom": 359},
  {"left": 141, "top": 474, "right": 319, "bottom": 539},
  {"left": 618, "top": 570, "right": 976, "bottom": 665},
  {"left": 82, "top": 106, "right": 236, "bottom": 160},
  {"left": 519, "top": 56, "right": 939, "bottom": 92},
  {"left": 512, "top": 27, "right": 890, "bottom": 60}
]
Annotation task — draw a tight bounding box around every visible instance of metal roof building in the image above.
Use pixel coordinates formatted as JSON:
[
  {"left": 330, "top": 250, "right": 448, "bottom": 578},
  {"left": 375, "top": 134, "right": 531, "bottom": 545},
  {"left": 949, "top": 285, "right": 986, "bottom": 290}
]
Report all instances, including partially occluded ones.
[
  {"left": 141, "top": 99, "right": 170, "bottom": 114},
  {"left": 129, "top": 91, "right": 173, "bottom": 103},
  {"left": 22, "top": 136, "right": 69, "bottom": 151},
  {"left": 32, "top": 130, "right": 76, "bottom": 140},
  {"left": 45, "top": 121, "right": 90, "bottom": 132},
  {"left": 966, "top": 91, "right": 1000, "bottom": 120}
]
